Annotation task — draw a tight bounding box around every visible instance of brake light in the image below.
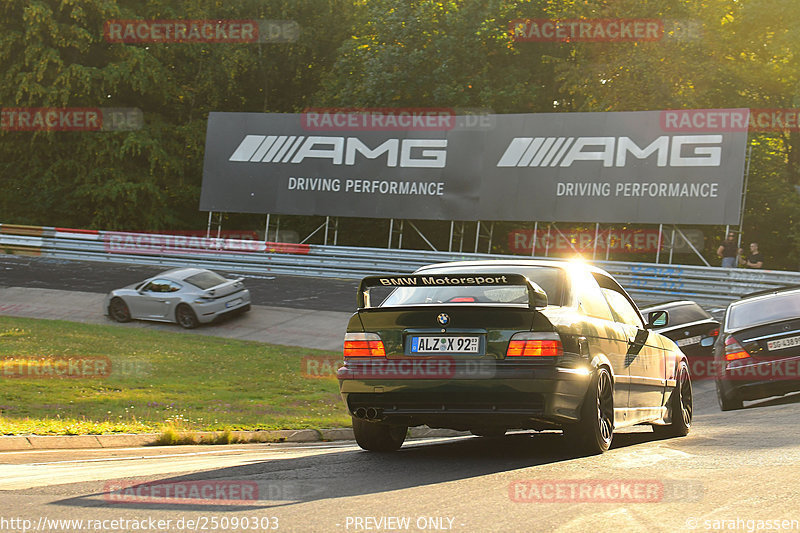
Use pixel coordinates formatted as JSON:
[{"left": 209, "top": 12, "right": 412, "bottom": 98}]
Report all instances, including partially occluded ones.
[
  {"left": 724, "top": 336, "right": 750, "bottom": 361},
  {"left": 507, "top": 333, "right": 563, "bottom": 357},
  {"left": 708, "top": 327, "right": 719, "bottom": 338},
  {"left": 343, "top": 333, "right": 386, "bottom": 358}
]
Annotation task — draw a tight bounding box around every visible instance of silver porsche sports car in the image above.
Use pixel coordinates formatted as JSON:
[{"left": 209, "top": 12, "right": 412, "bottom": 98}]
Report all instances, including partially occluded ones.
[{"left": 104, "top": 268, "right": 251, "bottom": 329}]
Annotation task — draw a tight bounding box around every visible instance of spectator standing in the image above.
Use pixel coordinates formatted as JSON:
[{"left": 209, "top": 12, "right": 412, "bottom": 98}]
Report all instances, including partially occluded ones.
[
  {"left": 740, "top": 242, "right": 764, "bottom": 269},
  {"left": 717, "top": 232, "right": 738, "bottom": 268}
]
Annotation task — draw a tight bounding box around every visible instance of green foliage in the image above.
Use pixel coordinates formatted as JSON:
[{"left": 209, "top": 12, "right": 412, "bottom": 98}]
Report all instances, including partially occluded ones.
[
  {"left": 1, "top": 0, "right": 800, "bottom": 268},
  {"left": 0, "top": 0, "right": 357, "bottom": 230}
]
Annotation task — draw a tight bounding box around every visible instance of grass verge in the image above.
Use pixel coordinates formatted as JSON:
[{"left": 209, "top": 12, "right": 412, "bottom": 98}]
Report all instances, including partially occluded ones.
[{"left": 0, "top": 316, "right": 349, "bottom": 435}]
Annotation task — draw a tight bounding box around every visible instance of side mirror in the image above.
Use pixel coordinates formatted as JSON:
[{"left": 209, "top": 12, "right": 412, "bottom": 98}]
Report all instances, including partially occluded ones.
[
  {"left": 647, "top": 310, "right": 668, "bottom": 328},
  {"left": 528, "top": 284, "right": 548, "bottom": 309},
  {"left": 700, "top": 336, "right": 715, "bottom": 347}
]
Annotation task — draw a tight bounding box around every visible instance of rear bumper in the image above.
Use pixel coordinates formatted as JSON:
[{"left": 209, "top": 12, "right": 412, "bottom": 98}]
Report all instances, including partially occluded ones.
[
  {"left": 338, "top": 362, "right": 592, "bottom": 430},
  {"left": 717, "top": 356, "right": 800, "bottom": 401},
  {"left": 195, "top": 290, "right": 251, "bottom": 323}
]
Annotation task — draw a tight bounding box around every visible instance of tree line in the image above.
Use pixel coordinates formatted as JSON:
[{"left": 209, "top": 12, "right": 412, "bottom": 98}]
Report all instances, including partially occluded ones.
[{"left": 1, "top": 0, "right": 798, "bottom": 268}]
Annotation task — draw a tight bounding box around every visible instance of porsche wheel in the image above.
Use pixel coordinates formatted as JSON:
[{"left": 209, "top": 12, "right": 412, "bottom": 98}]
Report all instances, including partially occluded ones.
[
  {"left": 109, "top": 297, "right": 132, "bottom": 323},
  {"left": 176, "top": 304, "right": 199, "bottom": 329}
]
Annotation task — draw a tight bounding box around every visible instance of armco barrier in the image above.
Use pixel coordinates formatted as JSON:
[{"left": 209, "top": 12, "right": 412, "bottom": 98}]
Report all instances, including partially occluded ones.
[{"left": 2, "top": 223, "right": 799, "bottom": 309}]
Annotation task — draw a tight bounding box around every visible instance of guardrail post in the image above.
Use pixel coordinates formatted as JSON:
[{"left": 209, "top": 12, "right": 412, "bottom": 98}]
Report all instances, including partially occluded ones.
[
  {"left": 448, "top": 221, "right": 454, "bottom": 252},
  {"left": 655, "top": 224, "right": 663, "bottom": 264}
]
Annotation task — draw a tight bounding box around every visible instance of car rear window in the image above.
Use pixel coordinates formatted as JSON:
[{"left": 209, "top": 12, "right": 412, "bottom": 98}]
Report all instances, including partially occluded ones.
[
  {"left": 184, "top": 271, "right": 227, "bottom": 290},
  {"left": 666, "top": 303, "right": 712, "bottom": 324},
  {"left": 380, "top": 266, "right": 566, "bottom": 307},
  {"left": 727, "top": 291, "right": 800, "bottom": 330}
]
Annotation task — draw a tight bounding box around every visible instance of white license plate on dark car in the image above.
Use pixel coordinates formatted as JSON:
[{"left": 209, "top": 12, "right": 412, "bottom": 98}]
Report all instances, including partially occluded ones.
[
  {"left": 768, "top": 335, "right": 800, "bottom": 351},
  {"left": 676, "top": 335, "right": 701, "bottom": 347},
  {"left": 410, "top": 336, "right": 480, "bottom": 353}
]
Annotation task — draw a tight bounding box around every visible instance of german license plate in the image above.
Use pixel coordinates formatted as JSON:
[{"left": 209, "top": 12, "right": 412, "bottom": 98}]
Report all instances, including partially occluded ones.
[
  {"left": 767, "top": 335, "right": 800, "bottom": 351},
  {"left": 225, "top": 298, "right": 242, "bottom": 308},
  {"left": 676, "top": 335, "right": 702, "bottom": 347},
  {"left": 410, "top": 336, "right": 480, "bottom": 354}
]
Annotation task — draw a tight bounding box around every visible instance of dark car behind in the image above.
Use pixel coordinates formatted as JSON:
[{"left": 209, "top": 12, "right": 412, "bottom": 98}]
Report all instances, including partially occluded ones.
[
  {"left": 640, "top": 300, "right": 720, "bottom": 358},
  {"left": 715, "top": 287, "right": 800, "bottom": 410}
]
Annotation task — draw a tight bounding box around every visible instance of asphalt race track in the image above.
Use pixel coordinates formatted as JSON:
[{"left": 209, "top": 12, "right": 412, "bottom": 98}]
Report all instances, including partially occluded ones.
[
  {"left": 0, "top": 255, "right": 359, "bottom": 312},
  {"left": 2, "top": 255, "right": 800, "bottom": 533}
]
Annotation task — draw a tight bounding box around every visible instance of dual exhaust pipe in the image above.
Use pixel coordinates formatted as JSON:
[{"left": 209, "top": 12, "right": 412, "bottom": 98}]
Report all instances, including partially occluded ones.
[{"left": 353, "top": 407, "right": 382, "bottom": 420}]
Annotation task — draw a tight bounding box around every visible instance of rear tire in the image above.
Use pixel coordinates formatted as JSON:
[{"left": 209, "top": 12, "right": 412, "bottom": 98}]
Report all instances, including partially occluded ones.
[
  {"left": 564, "top": 366, "right": 614, "bottom": 454},
  {"left": 716, "top": 380, "right": 743, "bottom": 411},
  {"left": 352, "top": 417, "right": 407, "bottom": 452},
  {"left": 175, "top": 304, "right": 199, "bottom": 329},
  {"left": 653, "top": 361, "right": 692, "bottom": 437},
  {"left": 109, "top": 297, "right": 131, "bottom": 323}
]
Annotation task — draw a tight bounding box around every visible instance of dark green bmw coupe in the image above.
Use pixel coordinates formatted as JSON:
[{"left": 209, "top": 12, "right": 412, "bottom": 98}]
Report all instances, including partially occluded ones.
[{"left": 338, "top": 260, "right": 692, "bottom": 454}]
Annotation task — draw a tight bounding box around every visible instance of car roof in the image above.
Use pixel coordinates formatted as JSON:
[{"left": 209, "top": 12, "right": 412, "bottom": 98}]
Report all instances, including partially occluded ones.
[
  {"left": 156, "top": 267, "right": 213, "bottom": 281},
  {"left": 414, "top": 259, "right": 610, "bottom": 276},
  {"left": 640, "top": 300, "right": 701, "bottom": 312},
  {"left": 738, "top": 285, "right": 800, "bottom": 301}
]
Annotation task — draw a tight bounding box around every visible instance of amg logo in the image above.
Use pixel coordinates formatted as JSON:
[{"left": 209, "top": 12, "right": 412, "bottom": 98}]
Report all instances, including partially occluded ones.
[
  {"left": 229, "top": 135, "right": 447, "bottom": 168},
  {"left": 497, "top": 135, "right": 723, "bottom": 168}
]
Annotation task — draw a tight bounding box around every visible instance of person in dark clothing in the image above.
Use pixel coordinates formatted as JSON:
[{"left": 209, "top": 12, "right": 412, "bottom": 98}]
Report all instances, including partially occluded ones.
[
  {"left": 716, "top": 233, "right": 738, "bottom": 268},
  {"left": 740, "top": 242, "right": 764, "bottom": 269}
]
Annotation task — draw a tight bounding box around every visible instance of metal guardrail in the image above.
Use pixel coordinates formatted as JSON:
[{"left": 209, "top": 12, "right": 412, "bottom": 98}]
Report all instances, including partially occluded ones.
[{"left": 3, "top": 223, "right": 800, "bottom": 309}]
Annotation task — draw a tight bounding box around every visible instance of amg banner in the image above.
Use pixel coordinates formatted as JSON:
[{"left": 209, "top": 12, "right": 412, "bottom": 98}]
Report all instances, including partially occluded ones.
[{"left": 199, "top": 109, "right": 749, "bottom": 224}]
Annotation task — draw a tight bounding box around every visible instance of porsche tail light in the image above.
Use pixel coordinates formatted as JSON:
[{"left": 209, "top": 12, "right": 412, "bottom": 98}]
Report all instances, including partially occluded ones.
[
  {"left": 343, "top": 332, "right": 386, "bottom": 358},
  {"left": 507, "top": 333, "right": 563, "bottom": 357},
  {"left": 724, "top": 336, "right": 750, "bottom": 361}
]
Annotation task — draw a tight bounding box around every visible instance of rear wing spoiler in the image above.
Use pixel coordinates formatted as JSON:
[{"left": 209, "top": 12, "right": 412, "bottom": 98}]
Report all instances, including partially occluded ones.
[{"left": 357, "top": 273, "right": 548, "bottom": 309}]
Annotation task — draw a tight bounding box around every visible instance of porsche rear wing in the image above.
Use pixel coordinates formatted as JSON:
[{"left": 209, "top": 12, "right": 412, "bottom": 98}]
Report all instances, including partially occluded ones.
[{"left": 357, "top": 273, "right": 548, "bottom": 309}]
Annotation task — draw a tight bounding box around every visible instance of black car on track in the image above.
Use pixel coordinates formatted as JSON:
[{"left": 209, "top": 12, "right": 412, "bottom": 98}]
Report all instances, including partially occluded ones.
[
  {"left": 337, "top": 260, "right": 693, "bottom": 454},
  {"left": 715, "top": 286, "right": 800, "bottom": 410},
  {"left": 639, "top": 300, "right": 720, "bottom": 358}
]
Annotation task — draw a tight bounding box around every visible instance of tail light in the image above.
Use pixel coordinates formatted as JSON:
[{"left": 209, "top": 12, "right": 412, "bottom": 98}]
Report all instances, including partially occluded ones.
[
  {"left": 707, "top": 327, "right": 720, "bottom": 338},
  {"left": 507, "top": 332, "right": 563, "bottom": 357},
  {"left": 724, "top": 336, "right": 750, "bottom": 361},
  {"left": 343, "top": 332, "right": 386, "bottom": 358}
]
